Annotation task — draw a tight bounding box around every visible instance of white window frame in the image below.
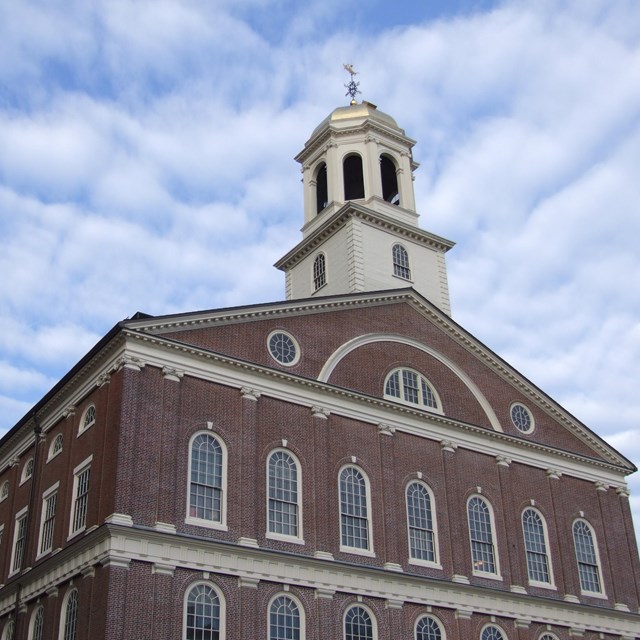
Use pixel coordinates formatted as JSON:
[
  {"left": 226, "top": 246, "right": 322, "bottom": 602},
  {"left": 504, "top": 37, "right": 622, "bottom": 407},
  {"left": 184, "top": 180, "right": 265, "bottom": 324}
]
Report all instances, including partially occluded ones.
[
  {"left": 338, "top": 464, "right": 374, "bottom": 557},
  {"left": 312, "top": 253, "right": 327, "bottom": 291},
  {"left": 37, "top": 482, "right": 60, "bottom": 559},
  {"left": 183, "top": 581, "right": 226, "bottom": 640},
  {"left": 9, "top": 506, "right": 29, "bottom": 577},
  {"left": 572, "top": 518, "right": 606, "bottom": 598},
  {"left": 0, "top": 480, "right": 9, "bottom": 502},
  {"left": 467, "top": 494, "right": 502, "bottom": 580},
  {"left": 267, "top": 592, "right": 306, "bottom": 640},
  {"left": 185, "top": 431, "right": 228, "bottom": 531},
  {"left": 343, "top": 603, "right": 377, "bottom": 640},
  {"left": 68, "top": 455, "right": 92, "bottom": 540},
  {"left": 392, "top": 243, "right": 411, "bottom": 280},
  {"left": 383, "top": 368, "right": 443, "bottom": 414},
  {"left": 266, "top": 448, "right": 304, "bottom": 544},
  {"left": 20, "top": 458, "right": 34, "bottom": 485},
  {"left": 78, "top": 403, "right": 96, "bottom": 436},
  {"left": 406, "top": 481, "right": 441, "bottom": 568},
  {"left": 59, "top": 587, "right": 78, "bottom": 640},
  {"left": 414, "top": 614, "right": 446, "bottom": 640},
  {"left": 521, "top": 507, "right": 555, "bottom": 589},
  {"left": 1, "top": 620, "right": 14, "bottom": 640},
  {"left": 480, "top": 624, "right": 507, "bottom": 640},
  {"left": 47, "top": 434, "right": 64, "bottom": 462},
  {"left": 28, "top": 604, "right": 45, "bottom": 640}
]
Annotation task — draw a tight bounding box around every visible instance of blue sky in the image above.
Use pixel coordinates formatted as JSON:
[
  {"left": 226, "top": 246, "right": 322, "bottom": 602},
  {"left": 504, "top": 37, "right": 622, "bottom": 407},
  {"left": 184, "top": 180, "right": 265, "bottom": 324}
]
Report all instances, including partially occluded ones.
[{"left": 1, "top": 0, "right": 639, "bottom": 534}]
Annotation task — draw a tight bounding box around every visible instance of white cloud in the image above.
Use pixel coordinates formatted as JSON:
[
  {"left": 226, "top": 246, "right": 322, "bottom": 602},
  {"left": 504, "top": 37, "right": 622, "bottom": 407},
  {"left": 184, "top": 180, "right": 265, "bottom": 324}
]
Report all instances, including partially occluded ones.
[{"left": 0, "top": 0, "right": 639, "bottom": 537}]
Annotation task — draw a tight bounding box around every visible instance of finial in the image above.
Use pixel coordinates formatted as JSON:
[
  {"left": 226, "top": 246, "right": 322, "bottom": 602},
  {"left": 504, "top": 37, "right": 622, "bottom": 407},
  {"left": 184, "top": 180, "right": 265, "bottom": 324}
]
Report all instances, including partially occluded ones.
[{"left": 343, "top": 63, "right": 361, "bottom": 105}]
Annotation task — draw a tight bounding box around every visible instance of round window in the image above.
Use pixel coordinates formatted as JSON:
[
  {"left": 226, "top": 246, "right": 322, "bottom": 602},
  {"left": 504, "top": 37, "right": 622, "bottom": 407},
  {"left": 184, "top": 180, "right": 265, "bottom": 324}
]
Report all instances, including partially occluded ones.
[
  {"left": 510, "top": 402, "right": 534, "bottom": 433},
  {"left": 268, "top": 331, "right": 300, "bottom": 366}
]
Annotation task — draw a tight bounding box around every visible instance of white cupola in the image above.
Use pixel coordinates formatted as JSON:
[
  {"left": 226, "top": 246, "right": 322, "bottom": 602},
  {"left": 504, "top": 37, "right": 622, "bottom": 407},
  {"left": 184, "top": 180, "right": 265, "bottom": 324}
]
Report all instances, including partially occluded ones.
[{"left": 275, "top": 101, "right": 455, "bottom": 315}]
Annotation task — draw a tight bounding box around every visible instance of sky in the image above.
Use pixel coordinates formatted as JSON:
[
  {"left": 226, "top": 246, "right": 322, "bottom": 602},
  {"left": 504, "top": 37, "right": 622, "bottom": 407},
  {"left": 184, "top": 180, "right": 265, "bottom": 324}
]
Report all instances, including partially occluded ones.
[{"left": 1, "top": 0, "right": 639, "bottom": 537}]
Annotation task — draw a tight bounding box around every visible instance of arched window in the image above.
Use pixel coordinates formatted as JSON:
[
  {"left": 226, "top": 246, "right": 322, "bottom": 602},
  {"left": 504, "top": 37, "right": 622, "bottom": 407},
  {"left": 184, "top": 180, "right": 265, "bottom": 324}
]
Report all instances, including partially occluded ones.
[
  {"left": 269, "top": 595, "right": 302, "bottom": 640},
  {"left": 21, "top": 458, "right": 34, "bottom": 484},
  {"left": 380, "top": 155, "right": 399, "bottom": 205},
  {"left": 315, "top": 162, "right": 328, "bottom": 213},
  {"left": 406, "top": 482, "right": 437, "bottom": 564},
  {"left": 384, "top": 368, "right": 439, "bottom": 411},
  {"left": 29, "top": 605, "right": 44, "bottom": 640},
  {"left": 344, "top": 605, "right": 374, "bottom": 640},
  {"left": 522, "top": 508, "right": 552, "bottom": 585},
  {"left": 79, "top": 404, "right": 96, "bottom": 434},
  {"left": 184, "top": 583, "right": 223, "bottom": 640},
  {"left": 313, "top": 254, "right": 327, "bottom": 291},
  {"left": 467, "top": 496, "right": 499, "bottom": 576},
  {"left": 573, "top": 519, "right": 603, "bottom": 593},
  {"left": 2, "top": 620, "right": 14, "bottom": 640},
  {"left": 538, "top": 634, "right": 559, "bottom": 640},
  {"left": 49, "top": 434, "right": 63, "bottom": 460},
  {"left": 267, "top": 450, "right": 301, "bottom": 540},
  {"left": 392, "top": 243, "right": 411, "bottom": 280},
  {"left": 188, "top": 433, "right": 226, "bottom": 527},
  {"left": 343, "top": 154, "right": 365, "bottom": 200},
  {"left": 339, "top": 466, "right": 371, "bottom": 552},
  {"left": 60, "top": 588, "right": 78, "bottom": 640},
  {"left": 481, "top": 625, "right": 506, "bottom": 640},
  {"left": 415, "top": 615, "right": 443, "bottom": 640}
]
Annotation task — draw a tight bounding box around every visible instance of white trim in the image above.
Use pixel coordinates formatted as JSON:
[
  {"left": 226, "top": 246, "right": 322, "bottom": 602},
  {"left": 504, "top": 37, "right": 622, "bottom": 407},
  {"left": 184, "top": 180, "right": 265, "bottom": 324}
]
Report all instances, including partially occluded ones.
[
  {"left": 406, "top": 480, "right": 441, "bottom": 569},
  {"left": 318, "top": 334, "right": 502, "bottom": 431},
  {"left": 28, "top": 604, "right": 45, "bottom": 640},
  {"left": 338, "top": 464, "right": 374, "bottom": 556},
  {"left": 58, "top": 586, "right": 78, "bottom": 640},
  {"left": 47, "top": 433, "right": 64, "bottom": 462},
  {"left": 9, "top": 505, "right": 28, "bottom": 577},
  {"left": 267, "top": 330, "right": 301, "bottom": 367},
  {"left": 467, "top": 495, "right": 502, "bottom": 580},
  {"left": 185, "top": 431, "right": 228, "bottom": 531},
  {"left": 267, "top": 592, "right": 306, "bottom": 640},
  {"left": 7, "top": 528, "right": 638, "bottom": 639},
  {"left": 68, "top": 457, "right": 92, "bottom": 540},
  {"left": 36, "top": 482, "right": 60, "bottom": 560},
  {"left": 572, "top": 518, "right": 607, "bottom": 598},
  {"left": 0, "top": 481, "right": 8, "bottom": 503},
  {"left": 78, "top": 403, "right": 96, "bottom": 436},
  {"left": 414, "top": 613, "right": 446, "bottom": 640},
  {"left": 480, "top": 622, "right": 508, "bottom": 640},
  {"left": 182, "top": 581, "right": 226, "bottom": 640},
  {"left": 343, "top": 602, "right": 378, "bottom": 640},
  {"left": 266, "top": 448, "right": 304, "bottom": 544},
  {"left": 19, "top": 457, "right": 34, "bottom": 485},
  {"left": 521, "top": 507, "right": 555, "bottom": 589},
  {"left": 510, "top": 402, "right": 535, "bottom": 434},
  {"left": 384, "top": 368, "right": 443, "bottom": 414}
]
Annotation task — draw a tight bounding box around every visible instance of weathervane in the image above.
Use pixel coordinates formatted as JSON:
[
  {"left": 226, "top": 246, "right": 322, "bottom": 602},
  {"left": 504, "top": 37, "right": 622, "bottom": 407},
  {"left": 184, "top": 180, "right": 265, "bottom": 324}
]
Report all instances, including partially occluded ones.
[{"left": 343, "top": 63, "right": 361, "bottom": 105}]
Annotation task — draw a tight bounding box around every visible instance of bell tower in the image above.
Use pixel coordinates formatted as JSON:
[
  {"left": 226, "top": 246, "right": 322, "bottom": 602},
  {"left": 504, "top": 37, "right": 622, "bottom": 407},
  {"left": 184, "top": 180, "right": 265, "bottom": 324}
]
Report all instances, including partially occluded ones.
[{"left": 275, "top": 94, "right": 455, "bottom": 315}]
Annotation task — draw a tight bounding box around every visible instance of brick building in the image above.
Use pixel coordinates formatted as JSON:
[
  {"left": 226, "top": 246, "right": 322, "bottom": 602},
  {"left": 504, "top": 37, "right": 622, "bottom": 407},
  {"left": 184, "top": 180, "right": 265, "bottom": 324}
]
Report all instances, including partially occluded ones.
[{"left": 0, "top": 101, "right": 639, "bottom": 640}]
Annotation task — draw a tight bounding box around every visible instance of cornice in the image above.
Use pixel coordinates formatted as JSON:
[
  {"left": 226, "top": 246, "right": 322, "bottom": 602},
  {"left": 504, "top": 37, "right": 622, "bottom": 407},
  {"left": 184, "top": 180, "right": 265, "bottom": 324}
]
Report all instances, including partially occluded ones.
[
  {"left": 274, "top": 202, "right": 454, "bottom": 272},
  {"left": 118, "top": 330, "right": 632, "bottom": 481},
  {"left": 295, "top": 119, "right": 416, "bottom": 165},
  {"left": 2, "top": 524, "right": 637, "bottom": 637}
]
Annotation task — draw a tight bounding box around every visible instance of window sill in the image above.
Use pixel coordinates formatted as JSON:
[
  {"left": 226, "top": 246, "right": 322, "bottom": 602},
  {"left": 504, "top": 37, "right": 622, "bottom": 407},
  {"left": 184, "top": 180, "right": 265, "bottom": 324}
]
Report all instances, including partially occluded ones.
[
  {"left": 185, "top": 516, "right": 228, "bottom": 532},
  {"left": 580, "top": 589, "right": 608, "bottom": 600},
  {"left": 408, "top": 558, "right": 443, "bottom": 570},
  {"left": 528, "top": 580, "right": 557, "bottom": 590},
  {"left": 77, "top": 423, "right": 95, "bottom": 437},
  {"left": 339, "top": 546, "right": 376, "bottom": 558},
  {"left": 266, "top": 532, "right": 305, "bottom": 545},
  {"left": 472, "top": 571, "right": 503, "bottom": 581},
  {"left": 67, "top": 527, "right": 86, "bottom": 542}
]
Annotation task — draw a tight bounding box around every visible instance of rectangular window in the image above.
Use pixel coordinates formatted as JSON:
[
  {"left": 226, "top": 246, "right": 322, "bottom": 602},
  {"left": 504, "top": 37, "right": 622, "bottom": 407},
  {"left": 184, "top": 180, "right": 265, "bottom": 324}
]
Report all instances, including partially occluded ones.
[
  {"left": 70, "top": 458, "right": 92, "bottom": 537},
  {"left": 10, "top": 508, "right": 28, "bottom": 575},
  {"left": 38, "top": 483, "right": 59, "bottom": 556}
]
